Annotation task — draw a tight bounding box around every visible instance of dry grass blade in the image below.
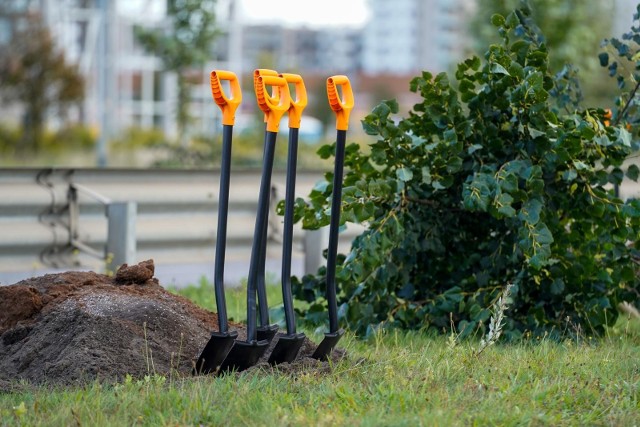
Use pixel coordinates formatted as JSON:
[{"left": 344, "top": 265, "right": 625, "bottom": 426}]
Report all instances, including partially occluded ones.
[{"left": 476, "top": 282, "right": 514, "bottom": 356}]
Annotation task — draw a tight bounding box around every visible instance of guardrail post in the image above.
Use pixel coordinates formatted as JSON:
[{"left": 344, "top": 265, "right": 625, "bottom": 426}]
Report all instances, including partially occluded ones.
[
  {"left": 303, "top": 227, "right": 329, "bottom": 275},
  {"left": 106, "top": 201, "right": 137, "bottom": 273}
]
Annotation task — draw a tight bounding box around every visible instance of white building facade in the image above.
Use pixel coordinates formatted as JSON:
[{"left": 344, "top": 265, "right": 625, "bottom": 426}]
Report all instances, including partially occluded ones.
[{"left": 362, "top": 0, "right": 475, "bottom": 75}]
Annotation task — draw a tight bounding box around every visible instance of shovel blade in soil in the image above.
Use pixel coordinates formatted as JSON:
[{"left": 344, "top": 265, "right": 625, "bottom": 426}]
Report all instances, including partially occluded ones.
[
  {"left": 256, "top": 324, "right": 279, "bottom": 343},
  {"left": 193, "top": 331, "right": 239, "bottom": 375},
  {"left": 217, "top": 339, "right": 269, "bottom": 374},
  {"left": 267, "top": 333, "right": 306, "bottom": 365},
  {"left": 311, "top": 329, "right": 345, "bottom": 361}
]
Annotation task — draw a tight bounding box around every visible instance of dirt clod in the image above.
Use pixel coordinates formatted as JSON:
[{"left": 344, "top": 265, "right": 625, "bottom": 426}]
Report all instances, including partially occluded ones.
[
  {"left": 0, "top": 260, "right": 345, "bottom": 391},
  {"left": 114, "top": 259, "right": 156, "bottom": 285}
]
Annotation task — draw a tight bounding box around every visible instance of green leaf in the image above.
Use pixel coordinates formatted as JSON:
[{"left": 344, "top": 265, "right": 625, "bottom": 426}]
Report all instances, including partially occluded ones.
[
  {"left": 587, "top": 201, "right": 605, "bottom": 218},
  {"left": 386, "top": 99, "right": 400, "bottom": 113},
  {"left": 519, "top": 199, "right": 543, "bottom": 225},
  {"left": 532, "top": 222, "right": 554, "bottom": 245},
  {"left": 562, "top": 169, "right": 577, "bottom": 181},
  {"left": 550, "top": 279, "right": 565, "bottom": 295},
  {"left": 396, "top": 167, "right": 414, "bottom": 182},
  {"left": 495, "top": 193, "right": 516, "bottom": 217},
  {"left": 443, "top": 129, "right": 458, "bottom": 145},
  {"left": 491, "top": 63, "right": 511, "bottom": 75},
  {"left": 627, "top": 164, "right": 640, "bottom": 181},
  {"left": 446, "top": 157, "right": 463, "bottom": 173},
  {"left": 572, "top": 160, "right": 589, "bottom": 171},
  {"left": 317, "top": 144, "right": 334, "bottom": 159},
  {"left": 491, "top": 14, "right": 506, "bottom": 27},
  {"left": 458, "top": 320, "right": 477, "bottom": 339},
  {"left": 498, "top": 173, "right": 518, "bottom": 192},
  {"left": 421, "top": 167, "right": 432, "bottom": 184},
  {"left": 528, "top": 126, "right": 546, "bottom": 139},
  {"left": 371, "top": 102, "right": 391, "bottom": 118},
  {"left": 528, "top": 254, "right": 544, "bottom": 270},
  {"left": 368, "top": 180, "right": 382, "bottom": 196},
  {"left": 467, "top": 144, "right": 483, "bottom": 154},
  {"left": 498, "top": 204, "right": 516, "bottom": 217},
  {"left": 432, "top": 180, "right": 446, "bottom": 191},
  {"left": 526, "top": 177, "right": 544, "bottom": 194},
  {"left": 508, "top": 61, "right": 525, "bottom": 79},
  {"left": 313, "top": 180, "right": 329, "bottom": 193},
  {"left": 469, "top": 56, "right": 481, "bottom": 70},
  {"left": 463, "top": 174, "right": 493, "bottom": 211},
  {"left": 362, "top": 120, "right": 379, "bottom": 135},
  {"left": 617, "top": 127, "right": 632, "bottom": 147},
  {"left": 510, "top": 40, "right": 530, "bottom": 62},
  {"left": 459, "top": 79, "right": 475, "bottom": 93},
  {"left": 411, "top": 134, "right": 427, "bottom": 147},
  {"left": 594, "top": 134, "right": 612, "bottom": 147},
  {"left": 598, "top": 52, "right": 609, "bottom": 66},
  {"left": 354, "top": 203, "right": 374, "bottom": 222}
]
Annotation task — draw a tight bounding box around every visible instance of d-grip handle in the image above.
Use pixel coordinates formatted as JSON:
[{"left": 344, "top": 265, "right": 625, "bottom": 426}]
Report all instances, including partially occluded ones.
[
  {"left": 327, "top": 75, "right": 354, "bottom": 131},
  {"left": 210, "top": 70, "right": 242, "bottom": 126},
  {"left": 254, "top": 69, "right": 279, "bottom": 120},
  {"left": 255, "top": 74, "right": 291, "bottom": 132},
  {"left": 280, "top": 73, "right": 307, "bottom": 129}
]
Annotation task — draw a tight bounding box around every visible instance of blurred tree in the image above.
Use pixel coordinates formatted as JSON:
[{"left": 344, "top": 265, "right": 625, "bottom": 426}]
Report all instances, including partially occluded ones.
[
  {"left": 134, "top": 0, "right": 219, "bottom": 145},
  {"left": 469, "top": 0, "right": 616, "bottom": 106},
  {"left": 0, "top": 12, "right": 85, "bottom": 155}
]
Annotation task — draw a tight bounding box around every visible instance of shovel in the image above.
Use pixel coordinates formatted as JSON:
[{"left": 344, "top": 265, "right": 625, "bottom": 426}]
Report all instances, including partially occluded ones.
[
  {"left": 311, "top": 75, "right": 354, "bottom": 361},
  {"left": 194, "top": 70, "right": 242, "bottom": 375},
  {"left": 253, "top": 69, "right": 280, "bottom": 343},
  {"left": 217, "top": 73, "right": 291, "bottom": 373},
  {"left": 268, "top": 72, "right": 308, "bottom": 365}
]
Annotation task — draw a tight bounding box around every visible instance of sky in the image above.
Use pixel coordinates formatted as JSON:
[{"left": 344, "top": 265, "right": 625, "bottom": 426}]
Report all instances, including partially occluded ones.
[
  {"left": 238, "top": 0, "right": 369, "bottom": 28},
  {"left": 117, "top": 1, "right": 370, "bottom": 28}
]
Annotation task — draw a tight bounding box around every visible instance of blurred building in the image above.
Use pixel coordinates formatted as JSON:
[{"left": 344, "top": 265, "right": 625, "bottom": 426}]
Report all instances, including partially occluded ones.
[
  {"left": 0, "top": 1, "right": 365, "bottom": 141},
  {"left": 613, "top": 0, "right": 640, "bottom": 36},
  {"left": 0, "top": 0, "right": 474, "bottom": 144},
  {"left": 362, "top": 0, "right": 474, "bottom": 75},
  {"left": 1, "top": 0, "right": 638, "bottom": 150}
]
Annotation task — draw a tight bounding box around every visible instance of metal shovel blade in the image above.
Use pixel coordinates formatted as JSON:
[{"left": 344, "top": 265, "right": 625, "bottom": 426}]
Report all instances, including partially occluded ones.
[
  {"left": 267, "top": 333, "right": 306, "bottom": 365},
  {"left": 217, "top": 339, "right": 269, "bottom": 374},
  {"left": 311, "top": 328, "right": 345, "bottom": 361},
  {"left": 257, "top": 324, "right": 279, "bottom": 342},
  {"left": 193, "top": 330, "right": 238, "bottom": 375}
]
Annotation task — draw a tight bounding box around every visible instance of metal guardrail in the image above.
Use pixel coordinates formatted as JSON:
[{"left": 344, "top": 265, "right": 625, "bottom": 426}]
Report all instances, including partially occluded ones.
[
  {"left": 0, "top": 168, "right": 363, "bottom": 286},
  {"left": 3, "top": 165, "right": 640, "bottom": 287}
]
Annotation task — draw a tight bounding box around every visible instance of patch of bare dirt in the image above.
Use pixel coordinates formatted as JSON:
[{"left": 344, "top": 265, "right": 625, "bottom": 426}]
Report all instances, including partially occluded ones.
[{"left": 0, "top": 260, "right": 346, "bottom": 391}]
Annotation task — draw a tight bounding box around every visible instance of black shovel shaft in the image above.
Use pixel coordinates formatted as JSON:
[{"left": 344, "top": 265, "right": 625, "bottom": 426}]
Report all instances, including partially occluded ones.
[
  {"left": 214, "top": 124, "right": 233, "bottom": 333},
  {"left": 257, "top": 129, "right": 270, "bottom": 327},
  {"left": 247, "top": 130, "right": 278, "bottom": 341},
  {"left": 282, "top": 127, "right": 299, "bottom": 334},
  {"left": 257, "top": 214, "right": 269, "bottom": 326},
  {"left": 327, "top": 129, "right": 347, "bottom": 333}
]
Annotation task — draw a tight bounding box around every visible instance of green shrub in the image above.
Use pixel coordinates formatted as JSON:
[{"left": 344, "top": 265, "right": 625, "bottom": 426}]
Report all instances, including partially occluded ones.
[
  {"left": 0, "top": 123, "right": 21, "bottom": 154},
  {"left": 43, "top": 124, "right": 96, "bottom": 151},
  {"left": 0, "top": 123, "right": 95, "bottom": 154},
  {"left": 292, "top": 6, "right": 640, "bottom": 339},
  {"left": 111, "top": 126, "right": 169, "bottom": 149},
  {"left": 146, "top": 127, "right": 330, "bottom": 169}
]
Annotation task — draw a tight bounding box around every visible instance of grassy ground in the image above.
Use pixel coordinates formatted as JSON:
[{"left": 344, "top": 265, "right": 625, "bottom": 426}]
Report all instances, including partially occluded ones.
[{"left": 1, "top": 282, "right": 639, "bottom": 426}]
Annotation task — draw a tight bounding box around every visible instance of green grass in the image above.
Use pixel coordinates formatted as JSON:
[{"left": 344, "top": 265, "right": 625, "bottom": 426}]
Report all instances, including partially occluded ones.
[
  {"left": 168, "top": 275, "right": 294, "bottom": 326},
  {"left": 1, "top": 281, "right": 639, "bottom": 426}
]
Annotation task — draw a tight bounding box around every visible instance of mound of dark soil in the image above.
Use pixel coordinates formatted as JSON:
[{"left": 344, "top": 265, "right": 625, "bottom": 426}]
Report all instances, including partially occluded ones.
[{"left": 0, "top": 260, "right": 345, "bottom": 391}]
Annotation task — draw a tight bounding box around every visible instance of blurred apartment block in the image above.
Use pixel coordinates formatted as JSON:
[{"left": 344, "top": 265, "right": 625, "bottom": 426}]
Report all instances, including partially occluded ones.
[{"left": 0, "top": 0, "right": 638, "bottom": 142}]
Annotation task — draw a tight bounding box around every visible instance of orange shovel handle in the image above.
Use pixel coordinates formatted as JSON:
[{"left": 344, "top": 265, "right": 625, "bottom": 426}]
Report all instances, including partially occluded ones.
[
  {"left": 210, "top": 70, "right": 242, "bottom": 126},
  {"left": 327, "top": 75, "right": 354, "bottom": 131},
  {"left": 254, "top": 69, "right": 279, "bottom": 121},
  {"left": 280, "top": 73, "right": 307, "bottom": 129},
  {"left": 255, "top": 74, "right": 291, "bottom": 133}
]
